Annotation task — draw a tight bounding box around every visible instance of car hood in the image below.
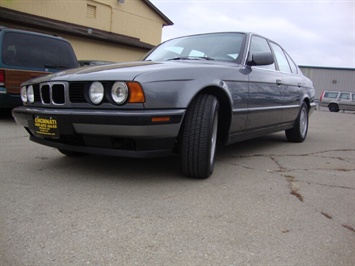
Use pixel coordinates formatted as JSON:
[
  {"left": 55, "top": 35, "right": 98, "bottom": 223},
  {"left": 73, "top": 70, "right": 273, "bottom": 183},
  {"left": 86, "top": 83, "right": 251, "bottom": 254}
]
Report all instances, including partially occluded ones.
[{"left": 23, "top": 60, "right": 242, "bottom": 85}]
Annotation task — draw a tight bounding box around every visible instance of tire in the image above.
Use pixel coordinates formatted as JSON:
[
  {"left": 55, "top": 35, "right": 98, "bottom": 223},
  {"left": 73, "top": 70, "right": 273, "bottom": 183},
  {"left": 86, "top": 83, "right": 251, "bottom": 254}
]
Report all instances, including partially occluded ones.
[
  {"left": 328, "top": 103, "right": 339, "bottom": 112},
  {"left": 58, "top": 149, "right": 86, "bottom": 157},
  {"left": 285, "top": 102, "right": 309, "bottom": 143},
  {"left": 180, "top": 94, "right": 219, "bottom": 178}
]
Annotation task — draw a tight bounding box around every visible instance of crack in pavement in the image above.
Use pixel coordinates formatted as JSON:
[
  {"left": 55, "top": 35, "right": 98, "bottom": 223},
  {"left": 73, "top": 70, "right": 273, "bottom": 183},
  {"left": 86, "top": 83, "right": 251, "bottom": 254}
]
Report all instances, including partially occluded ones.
[{"left": 219, "top": 149, "right": 355, "bottom": 232}]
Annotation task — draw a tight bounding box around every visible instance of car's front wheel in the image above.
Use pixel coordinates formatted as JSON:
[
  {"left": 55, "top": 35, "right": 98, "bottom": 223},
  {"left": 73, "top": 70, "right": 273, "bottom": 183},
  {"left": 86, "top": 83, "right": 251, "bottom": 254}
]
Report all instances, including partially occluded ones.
[
  {"left": 179, "top": 94, "right": 219, "bottom": 178},
  {"left": 285, "top": 102, "right": 309, "bottom": 143}
]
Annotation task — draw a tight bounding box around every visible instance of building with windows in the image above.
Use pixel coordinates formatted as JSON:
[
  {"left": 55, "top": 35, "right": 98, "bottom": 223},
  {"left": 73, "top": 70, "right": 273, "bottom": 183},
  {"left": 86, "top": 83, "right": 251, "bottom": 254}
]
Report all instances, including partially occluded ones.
[{"left": 0, "top": 0, "right": 173, "bottom": 62}]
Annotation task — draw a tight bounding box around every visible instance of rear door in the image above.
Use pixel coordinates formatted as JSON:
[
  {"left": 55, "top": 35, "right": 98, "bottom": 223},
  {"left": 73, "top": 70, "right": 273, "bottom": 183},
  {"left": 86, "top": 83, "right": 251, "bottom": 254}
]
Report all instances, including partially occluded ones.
[
  {"left": 269, "top": 41, "right": 303, "bottom": 123},
  {"left": 338, "top": 92, "right": 355, "bottom": 111},
  {"left": 3, "top": 69, "right": 48, "bottom": 94}
]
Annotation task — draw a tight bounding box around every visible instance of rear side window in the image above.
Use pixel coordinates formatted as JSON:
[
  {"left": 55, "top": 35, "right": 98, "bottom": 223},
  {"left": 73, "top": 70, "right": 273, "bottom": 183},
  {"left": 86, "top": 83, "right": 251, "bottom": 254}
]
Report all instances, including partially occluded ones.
[
  {"left": 324, "top": 92, "right": 339, "bottom": 98},
  {"left": 2, "top": 32, "right": 78, "bottom": 69},
  {"left": 284, "top": 52, "right": 298, "bottom": 74},
  {"left": 339, "top": 93, "right": 350, "bottom": 100},
  {"left": 270, "top": 42, "right": 292, "bottom": 73}
]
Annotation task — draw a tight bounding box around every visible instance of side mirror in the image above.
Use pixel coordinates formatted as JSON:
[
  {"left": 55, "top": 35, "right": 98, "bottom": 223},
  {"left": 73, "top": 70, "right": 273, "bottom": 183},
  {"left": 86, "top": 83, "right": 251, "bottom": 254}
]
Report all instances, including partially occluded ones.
[{"left": 247, "top": 52, "right": 274, "bottom": 66}]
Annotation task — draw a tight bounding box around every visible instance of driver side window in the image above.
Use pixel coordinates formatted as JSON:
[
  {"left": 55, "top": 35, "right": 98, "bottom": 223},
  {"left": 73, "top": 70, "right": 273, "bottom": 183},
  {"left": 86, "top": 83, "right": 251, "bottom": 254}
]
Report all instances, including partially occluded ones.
[{"left": 249, "top": 36, "right": 275, "bottom": 70}]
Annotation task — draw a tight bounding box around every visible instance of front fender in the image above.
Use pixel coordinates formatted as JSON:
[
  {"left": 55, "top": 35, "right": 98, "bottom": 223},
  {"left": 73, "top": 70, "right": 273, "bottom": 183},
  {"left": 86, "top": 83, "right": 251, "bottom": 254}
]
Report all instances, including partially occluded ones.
[
  {"left": 140, "top": 77, "right": 235, "bottom": 110},
  {"left": 135, "top": 64, "right": 244, "bottom": 109}
]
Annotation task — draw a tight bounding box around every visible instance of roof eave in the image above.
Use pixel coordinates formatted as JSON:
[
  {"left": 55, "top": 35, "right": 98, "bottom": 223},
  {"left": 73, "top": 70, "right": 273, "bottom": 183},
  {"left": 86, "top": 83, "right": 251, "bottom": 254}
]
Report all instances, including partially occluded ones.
[{"left": 142, "top": 0, "right": 174, "bottom": 26}]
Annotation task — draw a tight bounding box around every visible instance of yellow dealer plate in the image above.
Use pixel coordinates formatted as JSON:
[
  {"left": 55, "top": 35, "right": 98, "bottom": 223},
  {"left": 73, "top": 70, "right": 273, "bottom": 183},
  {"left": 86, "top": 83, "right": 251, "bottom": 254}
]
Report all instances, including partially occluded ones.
[{"left": 34, "top": 116, "right": 59, "bottom": 138}]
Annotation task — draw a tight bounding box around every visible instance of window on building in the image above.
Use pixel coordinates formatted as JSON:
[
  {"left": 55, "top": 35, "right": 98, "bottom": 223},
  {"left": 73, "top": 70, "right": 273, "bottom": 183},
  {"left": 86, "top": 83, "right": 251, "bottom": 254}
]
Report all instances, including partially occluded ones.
[{"left": 87, "top": 4, "right": 96, "bottom": 19}]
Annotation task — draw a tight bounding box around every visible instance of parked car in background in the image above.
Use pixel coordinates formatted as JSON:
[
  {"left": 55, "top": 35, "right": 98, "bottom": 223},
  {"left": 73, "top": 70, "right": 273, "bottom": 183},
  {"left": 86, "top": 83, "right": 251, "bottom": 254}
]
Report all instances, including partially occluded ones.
[
  {"left": 319, "top": 91, "right": 355, "bottom": 112},
  {"left": 12, "top": 32, "right": 316, "bottom": 178},
  {"left": 0, "top": 27, "right": 79, "bottom": 109}
]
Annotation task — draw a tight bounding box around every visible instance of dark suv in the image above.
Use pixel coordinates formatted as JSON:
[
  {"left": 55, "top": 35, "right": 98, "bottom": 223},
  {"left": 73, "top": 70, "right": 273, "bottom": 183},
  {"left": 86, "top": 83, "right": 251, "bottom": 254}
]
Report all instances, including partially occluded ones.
[{"left": 0, "top": 27, "right": 79, "bottom": 109}]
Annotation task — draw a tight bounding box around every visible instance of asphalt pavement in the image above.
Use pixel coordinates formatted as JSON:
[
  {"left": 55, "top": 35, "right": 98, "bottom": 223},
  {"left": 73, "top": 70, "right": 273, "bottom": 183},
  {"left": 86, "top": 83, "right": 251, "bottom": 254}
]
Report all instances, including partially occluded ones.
[{"left": 0, "top": 108, "right": 354, "bottom": 265}]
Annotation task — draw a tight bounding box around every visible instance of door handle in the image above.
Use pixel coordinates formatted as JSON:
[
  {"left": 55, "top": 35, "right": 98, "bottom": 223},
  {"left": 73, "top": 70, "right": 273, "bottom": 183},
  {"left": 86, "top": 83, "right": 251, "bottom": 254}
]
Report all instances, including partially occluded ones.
[
  {"left": 298, "top": 83, "right": 302, "bottom": 88},
  {"left": 276, "top": 79, "right": 282, "bottom": 86}
]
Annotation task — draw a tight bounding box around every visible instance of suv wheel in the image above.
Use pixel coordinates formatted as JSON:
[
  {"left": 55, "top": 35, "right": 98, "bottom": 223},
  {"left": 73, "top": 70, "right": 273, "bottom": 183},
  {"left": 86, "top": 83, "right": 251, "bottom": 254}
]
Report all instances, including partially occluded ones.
[{"left": 328, "top": 103, "right": 339, "bottom": 112}]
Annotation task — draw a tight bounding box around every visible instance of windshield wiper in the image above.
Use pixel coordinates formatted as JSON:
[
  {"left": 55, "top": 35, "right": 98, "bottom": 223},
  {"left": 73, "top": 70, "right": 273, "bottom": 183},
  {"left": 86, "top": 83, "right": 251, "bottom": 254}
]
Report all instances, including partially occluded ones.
[
  {"left": 167, "top": 56, "right": 214, "bottom": 61},
  {"left": 44, "top": 64, "right": 70, "bottom": 69},
  {"left": 167, "top": 56, "right": 191, "bottom": 61},
  {"left": 198, "top": 56, "right": 214, "bottom": 60}
]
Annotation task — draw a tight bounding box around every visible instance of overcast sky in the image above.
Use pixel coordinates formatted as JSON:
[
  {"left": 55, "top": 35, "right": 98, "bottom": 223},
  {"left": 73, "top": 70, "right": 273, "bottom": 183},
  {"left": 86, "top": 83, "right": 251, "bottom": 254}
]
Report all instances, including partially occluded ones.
[{"left": 150, "top": 0, "right": 354, "bottom": 68}]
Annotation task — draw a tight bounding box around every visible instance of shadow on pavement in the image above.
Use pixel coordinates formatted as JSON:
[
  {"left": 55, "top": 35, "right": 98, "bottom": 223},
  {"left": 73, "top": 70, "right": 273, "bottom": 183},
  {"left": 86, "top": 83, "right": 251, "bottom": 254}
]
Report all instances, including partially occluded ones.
[{"left": 0, "top": 108, "right": 14, "bottom": 120}]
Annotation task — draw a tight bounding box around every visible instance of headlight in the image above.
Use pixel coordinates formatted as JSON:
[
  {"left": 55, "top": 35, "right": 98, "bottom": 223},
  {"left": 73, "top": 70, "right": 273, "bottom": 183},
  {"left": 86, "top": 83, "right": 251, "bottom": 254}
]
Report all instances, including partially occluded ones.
[
  {"left": 89, "top": 82, "right": 104, "bottom": 105},
  {"left": 27, "top": 85, "right": 34, "bottom": 103},
  {"left": 20, "top": 86, "right": 27, "bottom": 103},
  {"left": 111, "top": 82, "right": 128, "bottom": 104}
]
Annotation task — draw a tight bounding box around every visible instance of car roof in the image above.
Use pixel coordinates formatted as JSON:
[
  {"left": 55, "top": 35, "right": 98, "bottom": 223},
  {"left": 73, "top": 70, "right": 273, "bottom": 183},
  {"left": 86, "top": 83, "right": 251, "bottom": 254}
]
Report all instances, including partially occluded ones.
[
  {"left": 0, "top": 26, "right": 66, "bottom": 41},
  {"left": 325, "top": 91, "right": 353, "bottom": 93}
]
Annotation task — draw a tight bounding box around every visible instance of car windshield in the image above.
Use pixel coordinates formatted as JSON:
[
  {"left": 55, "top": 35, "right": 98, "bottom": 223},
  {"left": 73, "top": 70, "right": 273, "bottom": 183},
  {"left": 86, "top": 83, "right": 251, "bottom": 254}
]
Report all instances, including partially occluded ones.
[{"left": 144, "top": 33, "right": 245, "bottom": 63}]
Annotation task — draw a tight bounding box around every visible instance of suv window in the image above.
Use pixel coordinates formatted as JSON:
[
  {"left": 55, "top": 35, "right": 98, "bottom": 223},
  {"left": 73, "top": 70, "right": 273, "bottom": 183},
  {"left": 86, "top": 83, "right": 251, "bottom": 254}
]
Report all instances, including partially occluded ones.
[
  {"left": 339, "top": 92, "right": 350, "bottom": 100},
  {"left": 352, "top": 94, "right": 355, "bottom": 101},
  {"left": 324, "top": 92, "right": 339, "bottom": 98},
  {"left": 2, "top": 32, "right": 78, "bottom": 69},
  {"left": 249, "top": 36, "right": 275, "bottom": 70},
  {"left": 270, "top": 42, "right": 292, "bottom": 73}
]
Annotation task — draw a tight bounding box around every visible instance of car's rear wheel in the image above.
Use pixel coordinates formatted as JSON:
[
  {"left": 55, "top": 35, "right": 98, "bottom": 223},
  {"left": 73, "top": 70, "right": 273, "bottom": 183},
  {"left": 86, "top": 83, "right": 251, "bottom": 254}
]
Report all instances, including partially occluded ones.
[
  {"left": 58, "top": 149, "right": 86, "bottom": 157},
  {"left": 328, "top": 103, "right": 339, "bottom": 112},
  {"left": 285, "top": 102, "right": 309, "bottom": 143},
  {"left": 179, "top": 94, "right": 219, "bottom": 178}
]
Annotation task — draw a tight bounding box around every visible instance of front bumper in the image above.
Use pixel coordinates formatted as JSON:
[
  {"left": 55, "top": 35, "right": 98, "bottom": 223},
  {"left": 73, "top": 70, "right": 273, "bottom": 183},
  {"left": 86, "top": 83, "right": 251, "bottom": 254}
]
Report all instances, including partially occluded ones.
[
  {"left": 12, "top": 106, "right": 185, "bottom": 158},
  {"left": 309, "top": 102, "right": 317, "bottom": 115}
]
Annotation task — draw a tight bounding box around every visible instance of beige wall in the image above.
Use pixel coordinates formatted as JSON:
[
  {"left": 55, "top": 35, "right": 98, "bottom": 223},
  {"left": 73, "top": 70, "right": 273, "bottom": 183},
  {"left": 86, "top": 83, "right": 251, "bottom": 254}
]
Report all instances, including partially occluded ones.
[
  {"left": 1, "top": 0, "right": 165, "bottom": 45},
  {"left": 67, "top": 35, "right": 149, "bottom": 62}
]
